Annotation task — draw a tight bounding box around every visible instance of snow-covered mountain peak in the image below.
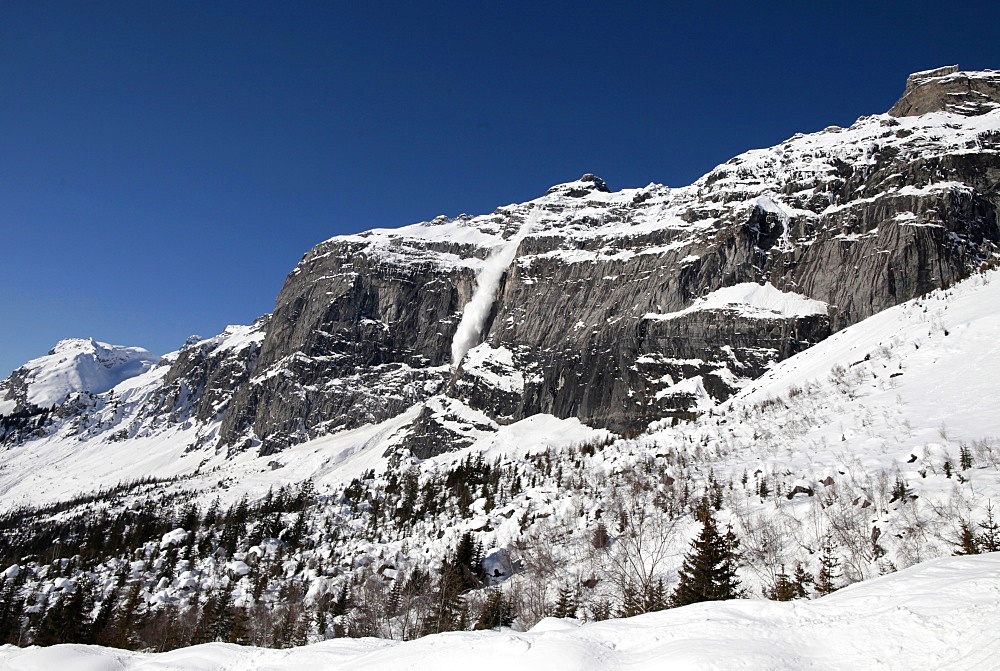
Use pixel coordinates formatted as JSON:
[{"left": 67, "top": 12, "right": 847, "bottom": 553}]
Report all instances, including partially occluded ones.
[
  {"left": 0, "top": 338, "right": 161, "bottom": 412},
  {"left": 542, "top": 173, "right": 611, "bottom": 197},
  {"left": 48, "top": 337, "right": 100, "bottom": 356}
]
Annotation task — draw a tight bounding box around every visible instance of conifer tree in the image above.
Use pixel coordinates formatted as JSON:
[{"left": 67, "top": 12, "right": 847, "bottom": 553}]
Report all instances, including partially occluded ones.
[
  {"left": 0, "top": 572, "right": 27, "bottom": 645},
  {"left": 475, "top": 588, "right": 514, "bottom": 630},
  {"left": 766, "top": 565, "right": 796, "bottom": 601},
  {"left": 671, "top": 505, "right": 742, "bottom": 607},
  {"left": 615, "top": 581, "right": 643, "bottom": 618},
  {"left": 552, "top": 585, "right": 577, "bottom": 618},
  {"left": 421, "top": 547, "right": 466, "bottom": 636},
  {"left": 642, "top": 577, "right": 669, "bottom": 613},
  {"left": 814, "top": 541, "right": 841, "bottom": 596},
  {"left": 589, "top": 599, "right": 611, "bottom": 622},
  {"left": 791, "top": 562, "right": 813, "bottom": 599},
  {"left": 34, "top": 582, "right": 92, "bottom": 646},
  {"left": 979, "top": 503, "right": 1000, "bottom": 552},
  {"left": 954, "top": 521, "right": 980, "bottom": 555}
]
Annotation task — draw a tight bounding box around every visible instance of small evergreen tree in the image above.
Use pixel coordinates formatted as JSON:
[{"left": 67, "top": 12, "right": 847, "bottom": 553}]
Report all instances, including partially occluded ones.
[
  {"left": 474, "top": 588, "right": 514, "bottom": 630},
  {"left": 671, "top": 505, "right": 742, "bottom": 607},
  {"left": 766, "top": 565, "right": 796, "bottom": 602},
  {"left": 791, "top": 562, "right": 813, "bottom": 599},
  {"left": 960, "top": 443, "right": 975, "bottom": 470},
  {"left": 615, "top": 581, "right": 643, "bottom": 618},
  {"left": 979, "top": 503, "right": 1000, "bottom": 552},
  {"left": 642, "top": 577, "right": 669, "bottom": 612},
  {"left": 814, "top": 541, "right": 841, "bottom": 596},
  {"left": 589, "top": 598, "right": 611, "bottom": 621},
  {"left": 954, "top": 520, "right": 981, "bottom": 555},
  {"left": 106, "top": 581, "right": 148, "bottom": 649},
  {"left": 591, "top": 522, "right": 610, "bottom": 550},
  {"left": 552, "top": 585, "right": 577, "bottom": 618}
]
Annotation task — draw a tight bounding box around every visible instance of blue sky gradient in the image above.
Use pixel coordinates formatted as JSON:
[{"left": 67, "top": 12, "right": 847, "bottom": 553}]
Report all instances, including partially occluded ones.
[{"left": 1, "top": 0, "right": 995, "bottom": 376}]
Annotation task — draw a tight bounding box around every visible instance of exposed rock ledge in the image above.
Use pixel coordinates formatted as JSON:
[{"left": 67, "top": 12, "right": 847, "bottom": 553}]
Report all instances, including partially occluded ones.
[{"left": 889, "top": 65, "right": 1000, "bottom": 117}]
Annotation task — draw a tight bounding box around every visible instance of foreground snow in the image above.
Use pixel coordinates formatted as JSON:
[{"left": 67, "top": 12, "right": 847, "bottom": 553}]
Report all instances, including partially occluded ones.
[{"left": 2, "top": 552, "right": 997, "bottom": 670}]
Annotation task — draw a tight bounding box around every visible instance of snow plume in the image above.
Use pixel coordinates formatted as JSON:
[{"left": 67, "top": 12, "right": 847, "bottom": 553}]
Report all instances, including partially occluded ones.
[{"left": 451, "top": 211, "right": 537, "bottom": 368}]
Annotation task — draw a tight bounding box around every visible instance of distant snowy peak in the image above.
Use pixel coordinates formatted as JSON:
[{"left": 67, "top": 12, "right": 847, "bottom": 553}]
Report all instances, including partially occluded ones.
[
  {"left": 1, "top": 338, "right": 161, "bottom": 412},
  {"left": 543, "top": 172, "right": 611, "bottom": 197}
]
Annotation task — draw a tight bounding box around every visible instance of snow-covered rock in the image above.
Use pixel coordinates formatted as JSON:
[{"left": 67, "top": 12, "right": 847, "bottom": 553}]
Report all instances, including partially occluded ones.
[{"left": 160, "top": 528, "right": 189, "bottom": 549}]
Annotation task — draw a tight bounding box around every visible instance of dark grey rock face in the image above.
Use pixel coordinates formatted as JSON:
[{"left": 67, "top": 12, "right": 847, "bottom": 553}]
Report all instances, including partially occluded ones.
[
  {"left": 151, "top": 318, "right": 268, "bottom": 427},
  {"left": 217, "top": 238, "right": 480, "bottom": 455}
]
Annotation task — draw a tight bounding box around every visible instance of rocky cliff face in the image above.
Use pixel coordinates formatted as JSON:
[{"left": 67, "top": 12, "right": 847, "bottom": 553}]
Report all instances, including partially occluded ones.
[
  {"left": 5, "top": 68, "right": 999, "bottom": 459},
  {"left": 889, "top": 65, "right": 1000, "bottom": 117}
]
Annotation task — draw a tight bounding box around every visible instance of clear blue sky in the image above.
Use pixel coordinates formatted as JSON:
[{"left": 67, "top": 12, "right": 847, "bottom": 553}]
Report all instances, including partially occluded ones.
[{"left": 1, "top": 0, "right": 995, "bottom": 376}]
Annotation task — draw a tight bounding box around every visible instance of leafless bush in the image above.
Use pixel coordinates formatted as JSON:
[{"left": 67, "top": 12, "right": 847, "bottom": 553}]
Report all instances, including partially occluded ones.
[
  {"left": 603, "top": 492, "right": 680, "bottom": 606},
  {"left": 973, "top": 437, "right": 1000, "bottom": 469}
]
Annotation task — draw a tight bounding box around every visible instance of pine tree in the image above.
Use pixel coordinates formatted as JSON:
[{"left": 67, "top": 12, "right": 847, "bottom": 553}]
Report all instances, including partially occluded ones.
[
  {"left": 814, "top": 541, "right": 841, "bottom": 596},
  {"left": 960, "top": 443, "right": 975, "bottom": 470},
  {"left": 420, "top": 552, "right": 465, "bottom": 636},
  {"left": 766, "top": 565, "right": 796, "bottom": 601},
  {"left": 552, "top": 585, "right": 577, "bottom": 618},
  {"left": 671, "top": 505, "right": 742, "bottom": 607},
  {"left": 589, "top": 598, "right": 611, "bottom": 622},
  {"left": 291, "top": 607, "right": 310, "bottom": 647},
  {"left": 954, "top": 520, "right": 980, "bottom": 555},
  {"left": 0, "top": 574, "right": 27, "bottom": 645},
  {"left": 642, "top": 577, "right": 668, "bottom": 612},
  {"left": 106, "top": 581, "right": 147, "bottom": 649},
  {"left": 791, "top": 562, "right": 813, "bottom": 599},
  {"left": 615, "top": 581, "right": 643, "bottom": 618},
  {"left": 475, "top": 588, "right": 514, "bottom": 630},
  {"left": 591, "top": 522, "right": 610, "bottom": 550},
  {"left": 92, "top": 586, "right": 120, "bottom": 646},
  {"left": 979, "top": 503, "right": 1000, "bottom": 552}
]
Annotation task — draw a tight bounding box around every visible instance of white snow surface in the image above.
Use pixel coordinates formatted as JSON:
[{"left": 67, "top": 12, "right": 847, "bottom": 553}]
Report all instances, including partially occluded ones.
[
  {"left": 6, "top": 338, "right": 161, "bottom": 409},
  {"left": 731, "top": 270, "right": 1000, "bottom": 442},
  {"left": 2, "top": 552, "right": 999, "bottom": 670}
]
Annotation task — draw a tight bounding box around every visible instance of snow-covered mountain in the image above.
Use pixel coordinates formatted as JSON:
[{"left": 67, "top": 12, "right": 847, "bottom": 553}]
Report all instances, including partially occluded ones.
[
  {"left": 1, "top": 66, "right": 999, "bottom": 664},
  {"left": 0, "top": 338, "right": 160, "bottom": 414}
]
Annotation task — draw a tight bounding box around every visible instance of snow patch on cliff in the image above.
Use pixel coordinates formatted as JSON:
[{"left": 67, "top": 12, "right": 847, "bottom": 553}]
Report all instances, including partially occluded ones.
[{"left": 644, "top": 283, "right": 828, "bottom": 322}]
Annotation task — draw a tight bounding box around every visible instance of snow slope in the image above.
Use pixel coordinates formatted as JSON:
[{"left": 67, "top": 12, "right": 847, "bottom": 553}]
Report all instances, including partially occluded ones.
[{"left": 2, "top": 552, "right": 997, "bottom": 670}]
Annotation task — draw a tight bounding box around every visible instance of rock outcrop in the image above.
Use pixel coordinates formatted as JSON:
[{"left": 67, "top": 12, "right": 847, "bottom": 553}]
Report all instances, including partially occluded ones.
[{"left": 889, "top": 65, "right": 1000, "bottom": 117}]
